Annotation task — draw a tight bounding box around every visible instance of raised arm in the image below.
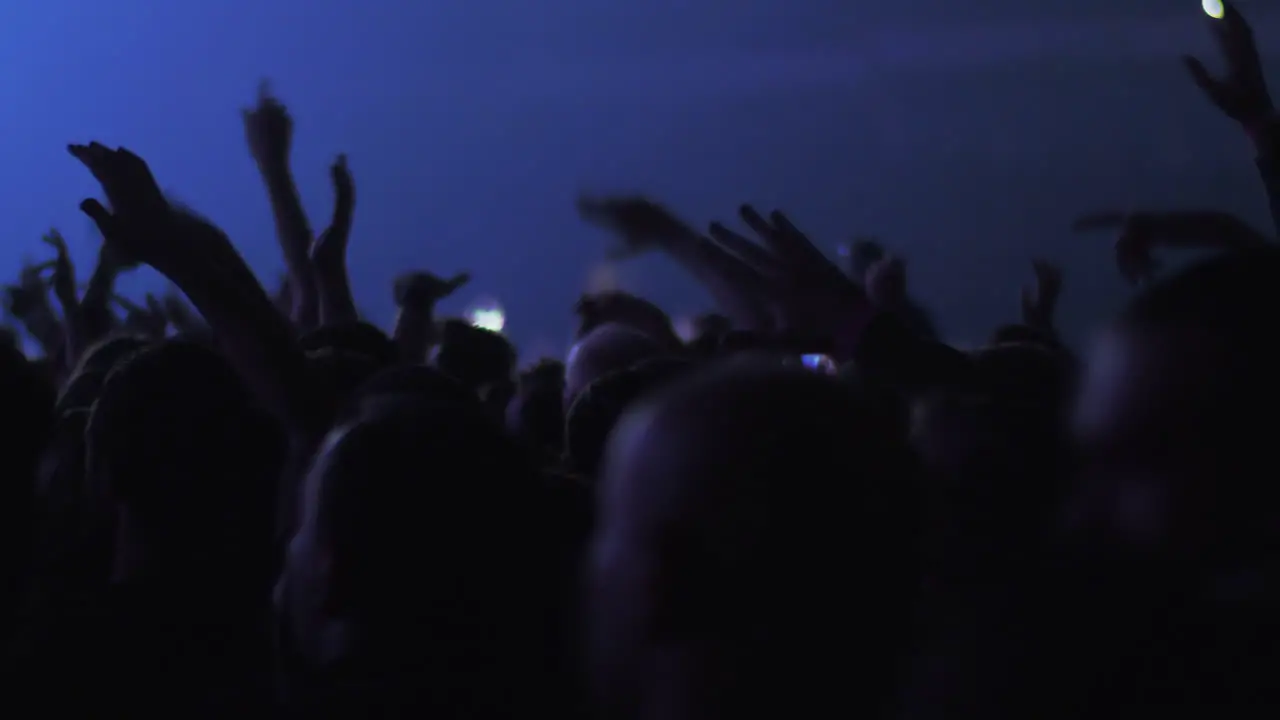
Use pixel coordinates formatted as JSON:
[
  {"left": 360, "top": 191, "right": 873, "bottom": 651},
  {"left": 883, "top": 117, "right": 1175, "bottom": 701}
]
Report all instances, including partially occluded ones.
[
  {"left": 243, "top": 83, "right": 320, "bottom": 330},
  {"left": 69, "top": 142, "right": 320, "bottom": 440},
  {"left": 310, "top": 154, "right": 358, "bottom": 326},
  {"left": 40, "top": 231, "right": 85, "bottom": 366},
  {"left": 5, "top": 262, "right": 64, "bottom": 358},
  {"left": 391, "top": 270, "right": 469, "bottom": 363},
  {"left": 1184, "top": 2, "right": 1280, "bottom": 236},
  {"left": 579, "top": 197, "right": 776, "bottom": 333}
]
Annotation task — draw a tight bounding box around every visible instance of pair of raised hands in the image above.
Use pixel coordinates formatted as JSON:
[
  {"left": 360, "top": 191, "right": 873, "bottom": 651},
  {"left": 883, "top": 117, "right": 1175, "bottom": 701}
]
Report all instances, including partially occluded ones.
[
  {"left": 243, "top": 83, "right": 469, "bottom": 315},
  {"left": 242, "top": 86, "right": 355, "bottom": 275}
]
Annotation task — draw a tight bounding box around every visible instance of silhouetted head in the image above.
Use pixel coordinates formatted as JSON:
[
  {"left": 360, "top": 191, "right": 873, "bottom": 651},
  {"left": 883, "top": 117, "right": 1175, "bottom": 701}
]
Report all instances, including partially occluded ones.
[
  {"left": 588, "top": 361, "right": 918, "bottom": 720},
  {"left": 85, "top": 340, "right": 283, "bottom": 588},
  {"left": 564, "top": 357, "right": 692, "bottom": 481},
  {"left": 1072, "top": 247, "right": 1280, "bottom": 565},
  {"left": 575, "top": 291, "right": 680, "bottom": 349},
  {"left": 506, "top": 360, "right": 568, "bottom": 461},
  {"left": 277, "top": 399, "right": 579, "bottom": 716},
  {"left": 433, "top": 319, "right": 517, "bottom": 395},
  {"left": 564, "top": 323, "right": 665, "bottom": 410}
]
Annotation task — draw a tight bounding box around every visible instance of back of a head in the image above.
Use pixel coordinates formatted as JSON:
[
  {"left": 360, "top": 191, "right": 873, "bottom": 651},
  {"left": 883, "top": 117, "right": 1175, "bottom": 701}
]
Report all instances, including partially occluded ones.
[
  {"left": 564, "top": 357, "right": 693, "bottom": 480},
  {"left": 318, "top": 404, "right": 541, "bottom": 619},
  {"left": 1120, "top": 247, "right": 1280, "bottom": 399},
  {"left": 85, "top": 340, "right": 282, "bottom": 561},
  {"left": 575, "top": 291, "right": 680, "bottom": 349},
  {"left": 1085, "top": 245, "right": 1280, "bottom": 566},
  {"left": 288, "top": 401, "right": 579, "bottom": 717},
  {"left": 306, "top": 347, "right": 384, "bottom": 428},
  {"left": 434, "top": 319, "right": 517, "bottom": 392},
  {"left": 590, "top": 361, "right": 917, "bottom": 718},
  {"left": 564, "top": 322, "right": 665, "bottom": 409},
  {"left": 1116, "top": 248, "right": 1280, "bottom": 498},
  {"left": 508, "top": 360, "right": 569, "bottom": 461}
]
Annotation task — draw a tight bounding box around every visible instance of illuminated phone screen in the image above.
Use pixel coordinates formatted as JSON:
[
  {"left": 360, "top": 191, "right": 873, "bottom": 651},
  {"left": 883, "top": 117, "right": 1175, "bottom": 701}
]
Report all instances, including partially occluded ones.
[{"left": 800, "top": 354, "right": 837, "bottom": 374}]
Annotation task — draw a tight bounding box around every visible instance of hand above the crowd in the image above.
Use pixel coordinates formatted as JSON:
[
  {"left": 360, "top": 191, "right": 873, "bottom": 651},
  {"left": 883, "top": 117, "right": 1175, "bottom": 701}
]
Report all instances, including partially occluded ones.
[
  {"left": 41, "top": 230, "right": 78, "bottom": 309},
  {"left": 242, "top": 81, "right": 293, "bottom": 170},
  {"left": 69, "top": 139, "right": 315, "bottom": 434},
  {"left": 580, "top": 196, "right": 774, "bottom": 333},
  {"left": 4, "top": 261, "right": 53, "bottom": 321},
  {"left": 310, "top": 154, "right": 355, "bottom": 271},
  {"left": 69, "top": 142, "right": 188, "bottom": 277},
  {"left": 113, "top": 293, "right": 168, "bottom": 338},
  {"left": 711, "top": 204, "right": 872, "bottom": 349},
  {"left": 243, "top": 82, "right": 319, "bottom": 329},
  {"left": 310, "top": 153, "right": 358, "bottom": 325},
  {"left": 1185, "top": 0, "right": 1280, "bottom": 168},
  {"left": 578, "top": 196, "right": 701, "bottom": 260},
  {"left": 1073, "top": 210, "right": 1270, "bottom": 285},
  {"left": 394, "top": 270, "right": 470, "bottom": 310}
]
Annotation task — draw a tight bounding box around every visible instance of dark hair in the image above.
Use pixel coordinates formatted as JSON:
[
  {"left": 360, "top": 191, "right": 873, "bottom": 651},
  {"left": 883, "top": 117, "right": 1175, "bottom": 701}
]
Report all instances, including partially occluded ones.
[
  {"left": 85, "top": 340, "right": 282, "bottom": 548},
  {"left": 435, "top": 320, "right": 517, "bottom": 391},
  {"left": 564, "top": 357, "right": 693, "bottom": 478}
]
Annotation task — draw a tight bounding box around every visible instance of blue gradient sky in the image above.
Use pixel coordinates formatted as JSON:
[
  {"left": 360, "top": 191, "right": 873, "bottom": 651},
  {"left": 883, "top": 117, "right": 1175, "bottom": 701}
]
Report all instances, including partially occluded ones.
[{"left": 0, "top": 1, "right": 1275, "bottom": 354}]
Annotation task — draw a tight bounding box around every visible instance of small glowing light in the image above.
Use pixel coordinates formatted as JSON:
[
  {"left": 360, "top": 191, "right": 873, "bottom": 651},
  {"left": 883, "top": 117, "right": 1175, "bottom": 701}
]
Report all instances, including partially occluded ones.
[
  {"left": 801, "top": 354, "right": 837, "bottom": 374},
  {"left": 1203, "top": 0, "right": 1224, "bottom": 19},
  {"left": 466, "top": 299, "right": 506, "bottom": 333}
]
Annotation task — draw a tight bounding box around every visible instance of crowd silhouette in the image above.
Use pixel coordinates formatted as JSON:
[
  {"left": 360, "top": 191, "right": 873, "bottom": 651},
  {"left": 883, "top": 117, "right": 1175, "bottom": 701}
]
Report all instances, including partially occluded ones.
[{"left": 1, "top": 2, "right": 1279, "bottom": 717}]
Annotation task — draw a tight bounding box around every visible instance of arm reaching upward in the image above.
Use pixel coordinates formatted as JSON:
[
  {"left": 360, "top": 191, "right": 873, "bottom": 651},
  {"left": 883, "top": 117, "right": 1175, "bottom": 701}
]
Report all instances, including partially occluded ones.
[
  {"left": 310, "top": 154, "right": 358, "bottom": 326},
  {"left": 69, "top": 141, "right": 320, "bottom": 440},
  {"left": 6, "top": 262, "right": 63, "bottom": 358},
  {"left": 391, "top": 270, "right": 469, "bottom": 363},
  {"left": 243, "top": 83, "right": 320, "bottom": 330},
  {"left": 1184, "top": 2, "right": 1280, "bottom": 235}
]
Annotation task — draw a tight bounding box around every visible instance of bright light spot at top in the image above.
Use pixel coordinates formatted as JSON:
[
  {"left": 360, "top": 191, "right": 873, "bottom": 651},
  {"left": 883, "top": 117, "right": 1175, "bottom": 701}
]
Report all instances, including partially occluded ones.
[
  {"left": 1203, "top": 0, "right": 1224, "bottom": 19},
  {"left": 466, "top": 299, "right": 505, "bottom": 333}
]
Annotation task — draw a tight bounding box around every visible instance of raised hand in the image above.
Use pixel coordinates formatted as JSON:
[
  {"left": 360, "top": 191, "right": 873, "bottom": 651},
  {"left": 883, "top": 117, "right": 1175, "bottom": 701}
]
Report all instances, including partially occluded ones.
[
  {"left": 1184, "top": 2, "right": 1273, "bottom": 128},
  {"left": 68, "top": 142, "right": 172, "bottom": 272},
  {"left": 578, "top": 196, "right": 696, "bottom": 259},
  {"left": 394, "top": 270, "right": 471, "bottom": 309},
  {"left": 113, "top": 293, "right": 168, "bottom": 338},
  {"left": 310, "top": 154, "right": 355, "bottom": 269},
  {"left": 712, "top": 204, "right": 870, "bottom": 347},
  {"left": 5, "top": 260, "right": 54, "bottom": 319},
  {"left": 1073, "top": 210, "right": 1269, "bottom": 285},
  {"left": 41, "top": 229, "right": 78, "bottom": 307},
  {"left": 242, "top": 81, "right": 294, "bottom": 169},
  {"left": 1021, "top": 260, "right": 1063, "bottom": 332},
  {"left": 309, "top": 154, "right": 358, "bottom": 325}
]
